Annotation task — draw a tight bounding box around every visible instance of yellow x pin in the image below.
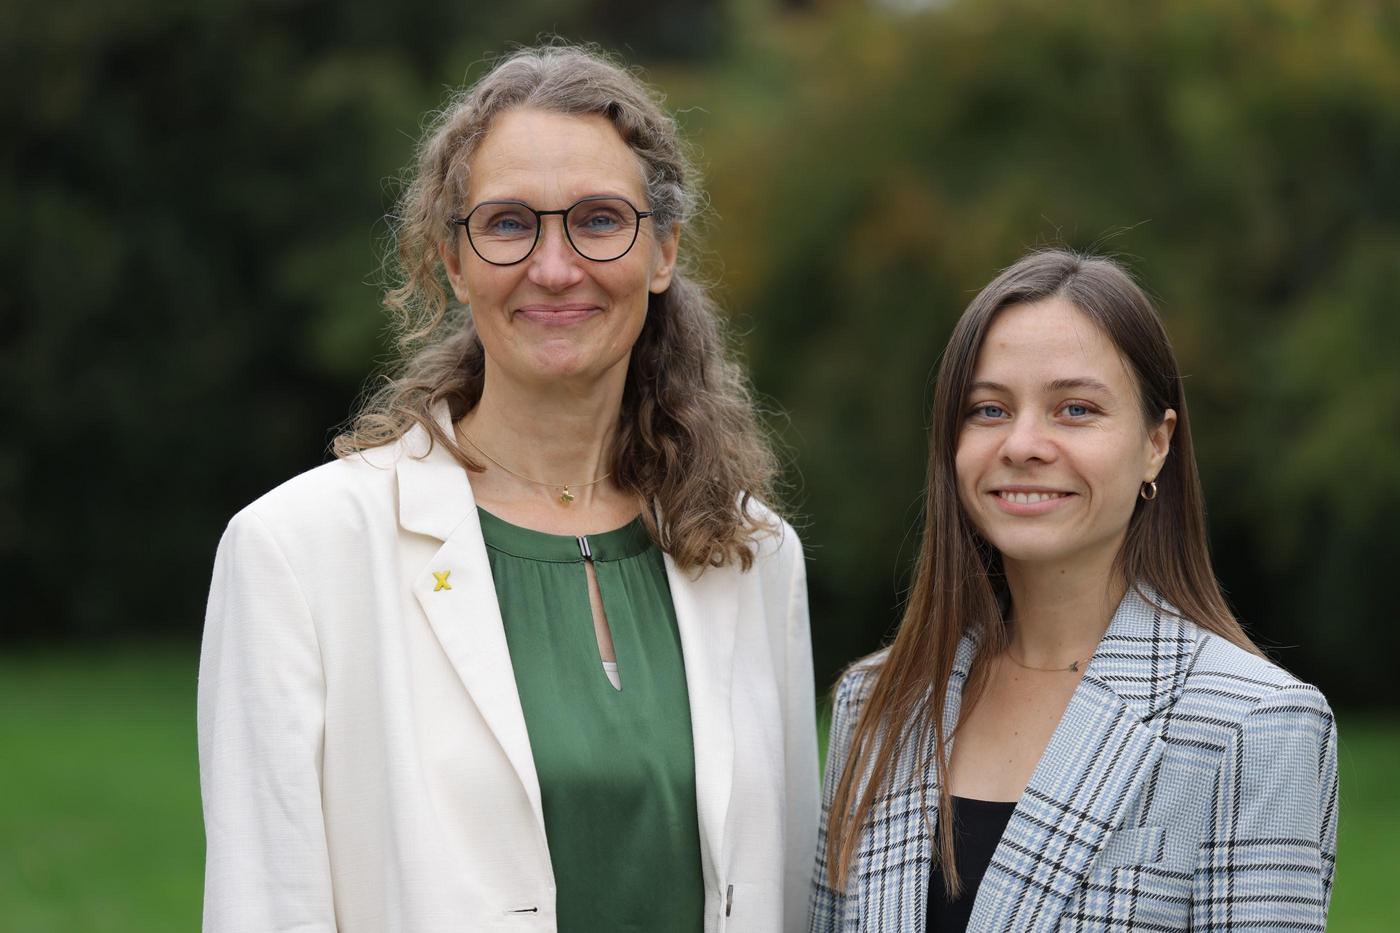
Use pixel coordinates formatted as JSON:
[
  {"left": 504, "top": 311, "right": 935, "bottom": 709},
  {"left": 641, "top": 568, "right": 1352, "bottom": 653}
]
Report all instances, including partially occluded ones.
[{"left": 432, "top": 570, "right": 452, "bottom": 592}]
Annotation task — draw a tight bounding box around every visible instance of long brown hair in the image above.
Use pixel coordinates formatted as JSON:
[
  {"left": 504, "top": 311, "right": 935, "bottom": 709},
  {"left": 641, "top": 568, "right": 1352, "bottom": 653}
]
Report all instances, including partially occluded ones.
[
  {"left": 335, "top": 43, "right": 779, "bottom": 570},
  {"left": 825, "top": 249, "right": 1260, "bottom": 896}
]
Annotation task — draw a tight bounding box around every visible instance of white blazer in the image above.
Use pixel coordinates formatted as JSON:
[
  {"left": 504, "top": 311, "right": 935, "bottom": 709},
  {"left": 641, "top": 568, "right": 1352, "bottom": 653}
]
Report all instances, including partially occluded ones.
[{"left": 197, "top": 416, "right": 819, "bottom": 933}]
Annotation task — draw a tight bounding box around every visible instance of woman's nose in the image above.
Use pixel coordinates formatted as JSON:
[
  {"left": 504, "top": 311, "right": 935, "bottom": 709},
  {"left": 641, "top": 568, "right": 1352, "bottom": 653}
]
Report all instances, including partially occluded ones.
[
  {"left": 999, "top": 414, "right": 1057, "bottom": 464},
  {"left": 526, "top": 219, "right": 586, "bottom": 291}
]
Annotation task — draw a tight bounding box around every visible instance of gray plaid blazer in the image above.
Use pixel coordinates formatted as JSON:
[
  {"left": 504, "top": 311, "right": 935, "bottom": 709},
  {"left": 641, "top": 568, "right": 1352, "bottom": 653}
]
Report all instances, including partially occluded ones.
[{"left": 810, "top": 586, "right": 1339, "bottom": 931}]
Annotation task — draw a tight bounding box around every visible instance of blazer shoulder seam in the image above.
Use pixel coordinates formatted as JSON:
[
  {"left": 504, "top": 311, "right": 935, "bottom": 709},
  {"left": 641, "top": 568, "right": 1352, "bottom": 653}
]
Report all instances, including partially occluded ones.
[{"left": 226, "top": 508, "right": 325, "bottom": 662}]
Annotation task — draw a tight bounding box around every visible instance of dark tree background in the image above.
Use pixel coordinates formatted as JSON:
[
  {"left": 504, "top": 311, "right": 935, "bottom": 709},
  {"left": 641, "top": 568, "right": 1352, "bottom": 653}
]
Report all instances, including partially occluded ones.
[{"left": 4, "top": 0, "right": 1396, "bottom": 709}]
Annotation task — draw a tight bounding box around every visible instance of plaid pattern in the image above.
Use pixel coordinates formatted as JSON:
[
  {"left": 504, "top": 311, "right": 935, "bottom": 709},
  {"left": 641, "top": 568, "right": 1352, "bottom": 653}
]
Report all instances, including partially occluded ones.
[{"left": 810, "top": 586, "right": 1339, "bottom": 931}]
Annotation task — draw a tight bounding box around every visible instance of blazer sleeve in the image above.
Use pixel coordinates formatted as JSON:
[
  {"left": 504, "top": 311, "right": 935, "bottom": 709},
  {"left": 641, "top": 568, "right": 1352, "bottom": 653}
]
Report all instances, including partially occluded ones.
[
  {"left": 197, "top": 509, "right": 337, "bottom": 932},
  {"left": 808, "top": 670, "right": 864, "bottom": 933},
  {"left": 1191, "top": 682, "right": 1340, "bottom": 930},
  {"left": 781, "top": 536, "right": 820, "bottom": 932}
]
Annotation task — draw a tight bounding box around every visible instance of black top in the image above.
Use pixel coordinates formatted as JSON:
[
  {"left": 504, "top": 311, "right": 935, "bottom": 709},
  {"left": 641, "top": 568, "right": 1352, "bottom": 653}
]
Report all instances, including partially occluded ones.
[{"left": 927, "top": 796, "right": 1017, "bottom": 932}]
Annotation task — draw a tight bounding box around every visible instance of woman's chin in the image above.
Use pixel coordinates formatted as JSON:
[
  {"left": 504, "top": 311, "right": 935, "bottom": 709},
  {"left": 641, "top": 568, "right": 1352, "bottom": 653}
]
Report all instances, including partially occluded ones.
[
  {"left": 986, "top": 536, "right": 1082, "bottom": 569},
  {"left": 509, "top": 343, "right": 599, "bottom": 382},
  {"left": 514, "top": 337, "right": 636, "bottom": 385}
]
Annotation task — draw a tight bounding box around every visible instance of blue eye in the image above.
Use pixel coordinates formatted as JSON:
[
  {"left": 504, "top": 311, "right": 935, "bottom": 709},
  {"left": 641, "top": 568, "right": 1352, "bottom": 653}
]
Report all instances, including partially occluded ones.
[
  {"left": 490, "top": 216, "right": 530, "bottom": 234},
  {"left": 470, "top": 206, "right": 536, "bottom": 239},
  {"left": 1066, "top": 404, "right": 1088, "bottom": 417},
  {"left": 972, "top": 404, "right": 1007, "bottom": 419},
  {"left": 572, "top": 208, "right": 625, "bottom": 236}
]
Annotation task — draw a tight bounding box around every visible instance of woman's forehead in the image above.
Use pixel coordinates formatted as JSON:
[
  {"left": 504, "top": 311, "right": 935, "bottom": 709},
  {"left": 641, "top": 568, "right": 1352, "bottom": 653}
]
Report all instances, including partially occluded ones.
[
  {"left": 466, "top": 108, "right": 647, "bottom": 205},
  {"left": 972, "top": 299, "right": 1134, "bottom": 393}
]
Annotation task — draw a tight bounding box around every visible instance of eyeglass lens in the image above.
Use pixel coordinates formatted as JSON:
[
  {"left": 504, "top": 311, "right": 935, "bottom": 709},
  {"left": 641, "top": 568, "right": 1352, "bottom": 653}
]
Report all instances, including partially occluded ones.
[{"left": 466, "top": 198, "right": 641, "bottom": 264}]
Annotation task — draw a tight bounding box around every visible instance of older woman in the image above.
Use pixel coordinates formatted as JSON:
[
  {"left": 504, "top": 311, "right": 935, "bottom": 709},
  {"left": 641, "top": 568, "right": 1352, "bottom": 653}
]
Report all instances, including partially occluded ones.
[
  {"left": 198, "top": 45, "right": 817, "bottom": 933},
  {"left": 811, "top": 250, "right": 1338, "bottom": 931}
]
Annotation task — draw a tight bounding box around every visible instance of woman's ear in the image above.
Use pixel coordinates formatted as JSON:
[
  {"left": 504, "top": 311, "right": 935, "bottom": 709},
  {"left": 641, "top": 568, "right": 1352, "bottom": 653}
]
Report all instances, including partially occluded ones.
[
  {"left": 649, "top": 224, "right": 682, "bottom": 295},
  {"left": 1146, "top": 408, "right": 1177, "bottom": 479},
  {"left": 440, "top": 238, "right": 471, "bottom": 304}
]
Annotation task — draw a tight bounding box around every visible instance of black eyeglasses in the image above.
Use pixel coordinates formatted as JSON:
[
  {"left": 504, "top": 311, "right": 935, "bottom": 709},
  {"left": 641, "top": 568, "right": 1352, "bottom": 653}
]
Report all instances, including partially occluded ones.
[{"left": 451, "top": 196, "right": 656, "bottom": 266}]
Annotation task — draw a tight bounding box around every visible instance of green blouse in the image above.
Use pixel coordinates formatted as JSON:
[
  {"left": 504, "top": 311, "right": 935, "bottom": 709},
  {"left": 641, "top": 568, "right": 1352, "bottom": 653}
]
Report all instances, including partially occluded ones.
[{"left": 478, "top": 508, "right": 705, "bottom": 933}]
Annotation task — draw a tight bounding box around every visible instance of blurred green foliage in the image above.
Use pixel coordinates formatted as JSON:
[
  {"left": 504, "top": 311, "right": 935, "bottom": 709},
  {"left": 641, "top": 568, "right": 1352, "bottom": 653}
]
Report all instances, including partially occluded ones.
[
  {"left": 691, "top": 0, "right": 1400, "bottom": 700},
  {"left": 3, "top": 0, "right": 1397, "bottom": 709}
]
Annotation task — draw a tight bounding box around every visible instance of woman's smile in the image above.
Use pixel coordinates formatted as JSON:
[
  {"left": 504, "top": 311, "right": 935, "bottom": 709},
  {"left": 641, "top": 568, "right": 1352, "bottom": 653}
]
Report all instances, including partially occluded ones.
[
  {"left": 514, "top": 302, "right": 602, "bottom": 325},
  {"left": 989, "top": 487, "right": 1076, "bottom": 515}
]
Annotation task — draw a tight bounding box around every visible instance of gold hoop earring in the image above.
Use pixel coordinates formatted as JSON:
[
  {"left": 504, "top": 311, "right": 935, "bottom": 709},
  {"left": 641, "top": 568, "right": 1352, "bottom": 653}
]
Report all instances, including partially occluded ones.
[{"left": 1140, "top": 481, "right": 1158, "bottom": 501}]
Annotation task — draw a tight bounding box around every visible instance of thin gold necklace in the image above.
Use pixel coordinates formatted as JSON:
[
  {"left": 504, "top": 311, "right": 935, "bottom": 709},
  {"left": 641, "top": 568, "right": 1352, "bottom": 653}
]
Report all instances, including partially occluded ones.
[
  {"left": 458, "top": 429, "right": 612, "bottom": 505},
  {"left": 1004, "top": 649, "right": 1088, "bottom": 674}
]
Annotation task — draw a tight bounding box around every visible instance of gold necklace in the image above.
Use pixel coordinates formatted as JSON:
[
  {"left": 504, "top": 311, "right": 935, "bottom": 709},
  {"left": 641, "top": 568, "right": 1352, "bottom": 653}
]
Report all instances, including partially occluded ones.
[
  {"left": 1004, "top": 650, "right": 1088, "bottom": 674},
  {"left": 458, "top": 429, "right": 612, "bottom": 505}
]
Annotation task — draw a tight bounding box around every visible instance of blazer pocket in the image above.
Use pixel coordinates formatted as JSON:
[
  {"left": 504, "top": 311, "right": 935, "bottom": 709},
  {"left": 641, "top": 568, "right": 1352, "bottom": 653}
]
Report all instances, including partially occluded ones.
[{"left": 1092, "top": 825, "right": 1166, "bottom": 871}]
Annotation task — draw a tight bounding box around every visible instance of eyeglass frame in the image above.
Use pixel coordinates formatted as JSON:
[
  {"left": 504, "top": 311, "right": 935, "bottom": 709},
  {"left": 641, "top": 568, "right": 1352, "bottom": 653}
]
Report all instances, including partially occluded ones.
[{"left": 449, "top": 195, "right": 657, "bottom": 267}]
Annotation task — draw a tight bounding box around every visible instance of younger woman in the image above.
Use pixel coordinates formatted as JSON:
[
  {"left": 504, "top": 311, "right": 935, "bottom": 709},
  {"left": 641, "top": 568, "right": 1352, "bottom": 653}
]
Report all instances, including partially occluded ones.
[{"left": 811, "top": 250, "right": 1338, "bottom": 931}]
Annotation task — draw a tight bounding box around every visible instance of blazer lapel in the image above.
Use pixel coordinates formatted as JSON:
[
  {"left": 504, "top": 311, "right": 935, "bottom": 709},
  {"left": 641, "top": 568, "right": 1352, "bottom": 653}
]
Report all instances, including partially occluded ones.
[
  {"left": 967, "top": 586, "right": 1198, "bottom": 931},
  {"left": 666, "top": 552, "right": 739, "bottom": 898},
  {"left": 396, "top": 418, "right": 545, "bottom": 836}
]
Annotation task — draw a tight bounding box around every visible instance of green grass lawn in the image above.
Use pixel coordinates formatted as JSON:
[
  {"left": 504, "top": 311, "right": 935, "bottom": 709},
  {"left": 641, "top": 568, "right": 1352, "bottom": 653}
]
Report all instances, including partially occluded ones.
[
  {"left": 1329, "top": 716, "right": 1400, "bottom": 930},
  {"left": 1, "top": 650, "right": 1395, "bottom": 931},
  {"left": 0, "top": 649, "right": 204, "bottom": 933}
]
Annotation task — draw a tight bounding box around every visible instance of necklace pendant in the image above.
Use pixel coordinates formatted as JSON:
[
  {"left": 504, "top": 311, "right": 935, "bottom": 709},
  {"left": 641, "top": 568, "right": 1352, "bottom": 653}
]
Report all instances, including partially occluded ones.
[
  {"left": 1069, "top": 661, "right": 1079, "bottom": 672},
  {"left": 559, "top": 486, "right": 575, "bottom": 505}
]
